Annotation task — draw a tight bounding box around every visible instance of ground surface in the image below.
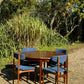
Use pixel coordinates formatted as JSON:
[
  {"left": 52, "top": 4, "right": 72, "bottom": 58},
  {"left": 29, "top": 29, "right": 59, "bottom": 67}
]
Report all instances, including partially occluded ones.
[{"left": 0, "top": 48, "right": 84, "bottom": 84}]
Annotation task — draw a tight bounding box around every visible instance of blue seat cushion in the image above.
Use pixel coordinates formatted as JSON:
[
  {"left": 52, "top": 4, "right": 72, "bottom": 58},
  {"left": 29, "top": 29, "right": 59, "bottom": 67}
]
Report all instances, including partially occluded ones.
[
  {"left": 16, "top": 65, "right": 35, "bottom": 71},
  {"left": 43, "top": 66, "right": 66, "bottom": 73}
]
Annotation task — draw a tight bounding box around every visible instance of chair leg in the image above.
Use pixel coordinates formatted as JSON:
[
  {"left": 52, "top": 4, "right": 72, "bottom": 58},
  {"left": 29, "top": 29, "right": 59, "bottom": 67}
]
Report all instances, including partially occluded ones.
[
  {"left": 34, "top": 70, "right": 36, "bottom": 84},
  {"left": 66, "top": 73, "right": 68, "bottom": 84},
  {"left": 64, "top": 72, "right": 66, "bottom": 84},
  {"left": 18, "top": 73, "right": 19, "bottom": 84},
  {"left": 64, "top": 77, "right": 65, "bottom": 84},
  {"left": 57, "top": 73, "right": 59, "bottom": 84},
  {"left": 28, "top": 72, "right": 30, "bottom": 80},
  {"left": 42, "top": 71, "right": 44, "bottom": 84},
  {"left": 46, "top": 62, "right": 48, "bottom": 77},
  {"left": 13, "top": 70, "right": 14, "bottom": 84},
  {"left": 20, "top": 74, "right": 22, "bottom": 81},
  {"left": 57, "top": 77, "right": 58, "bottom": 84}
]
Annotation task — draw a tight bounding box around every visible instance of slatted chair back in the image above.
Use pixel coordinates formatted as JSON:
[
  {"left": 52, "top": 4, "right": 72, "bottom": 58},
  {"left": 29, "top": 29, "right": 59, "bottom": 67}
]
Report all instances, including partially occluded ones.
[{"left": 22, "top": 48, "right": 36, "bottom": 52}]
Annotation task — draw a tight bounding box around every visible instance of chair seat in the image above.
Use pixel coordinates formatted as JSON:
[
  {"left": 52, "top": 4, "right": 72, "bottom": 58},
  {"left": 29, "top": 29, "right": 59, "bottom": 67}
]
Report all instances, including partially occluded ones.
[
  {"left": 16, "top": 65, "right": 35, "bottom": 71},
  {"left": 43, "top": 66, "right": 66, "bottom": 73}
]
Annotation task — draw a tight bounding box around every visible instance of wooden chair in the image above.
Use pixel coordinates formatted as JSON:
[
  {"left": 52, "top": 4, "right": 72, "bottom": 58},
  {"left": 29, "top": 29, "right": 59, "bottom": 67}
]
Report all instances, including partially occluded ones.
[
  {"left": 13, "top": 52, "right": 36, "bottom": 84},
  {"left": 43, "top": 55, "right": 68, "bottom": 84},
  {"left": 47, "top": 49, "right": 67, "bottom": 67}
]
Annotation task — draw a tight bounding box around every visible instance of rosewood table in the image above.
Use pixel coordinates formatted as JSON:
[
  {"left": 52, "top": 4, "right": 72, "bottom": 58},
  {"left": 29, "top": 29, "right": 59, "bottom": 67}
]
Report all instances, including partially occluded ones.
[{"left": 22, "top": 51, "right": 65, "bottom": 84}]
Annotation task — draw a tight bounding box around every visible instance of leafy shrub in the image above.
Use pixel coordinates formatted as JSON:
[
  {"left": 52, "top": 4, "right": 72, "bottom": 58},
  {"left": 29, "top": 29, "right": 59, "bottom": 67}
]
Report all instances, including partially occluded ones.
[
  {"left": 0, "top": 0, "right": 36, "bottom": 22},
  {"left": 6, "top": 14, "right": 48, "bottom": 48},
  {"left": 0, "top": 24, "right": 16, "bottom": 58},
  {"left": 0, "top": 13, "right": 68, "bottom": 58},
  {"left": 40, "top": 30, "right": 68, "bottom": 47}
]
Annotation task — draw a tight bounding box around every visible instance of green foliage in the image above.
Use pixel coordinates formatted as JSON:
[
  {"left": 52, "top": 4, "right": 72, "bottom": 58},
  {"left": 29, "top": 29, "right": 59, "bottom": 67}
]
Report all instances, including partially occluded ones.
[
  {"left": 0, "top": 14, "right": 48, "bottom": 57},
  {"left": 0, "top": 56, "right": 12, "bottom": 67},
  {"left": 39, "top": 29, "right": 68, "bottom": 47},
  {"left": 0, "top": 24, "right": 16, "bottom": 58},
  {"left": 0, "top": 0, "right": 36, "bottom": 22},
  {"left": 72, "top": 0, "right": 84, "bottom": 18},
  {"left": 6, "top": 14, "right": 48, "bottom": 48},
  {"left": 0, "top": 0, "right": 84, "bottom": 68},
  {"left": 36, "top": 0, "right": 84, "bottom": 42},
  {"left": 0, "top": 13, "right": 68, "bottom": 58}
]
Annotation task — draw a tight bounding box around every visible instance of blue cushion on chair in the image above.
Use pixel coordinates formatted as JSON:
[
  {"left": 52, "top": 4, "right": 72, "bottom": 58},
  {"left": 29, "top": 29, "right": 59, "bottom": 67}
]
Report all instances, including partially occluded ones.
[
  {"left": 22, "top": 48, "right": 38, "bottom": 65},
  {"left": 14, "top": 52, "right": 25, "bottom": 60},
  {"left": 43, "top": 66, "right": 66, "bottom": 73},
  {"left": 52, "top": 55, "right": 67, "bottom": 65},
  {"left": 22, "top": 48, "right": 36, "bottom": 52},
  {"left": 47, "top": 49, "right": 67, "bottom": 67},
  {"left": 15, "top": 52, "right": 19, "bottom": 54},
  {"left": 14, "top": 52, "right": 19, "bottom": 58},
  {"left": 56, "top": 49, "right": 67, "bottom": 54},
  {"left": 20, "top": 54, "right": 25, "bottom": 60},
  {"left": 16, "top": 65, "right": 35, "bottom": 71}
]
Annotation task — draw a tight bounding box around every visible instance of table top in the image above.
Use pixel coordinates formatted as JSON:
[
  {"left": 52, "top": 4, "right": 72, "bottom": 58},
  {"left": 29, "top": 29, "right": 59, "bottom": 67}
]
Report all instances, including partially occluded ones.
[{"left": 22, "top": 51, "right": 65, "bottom": 60}]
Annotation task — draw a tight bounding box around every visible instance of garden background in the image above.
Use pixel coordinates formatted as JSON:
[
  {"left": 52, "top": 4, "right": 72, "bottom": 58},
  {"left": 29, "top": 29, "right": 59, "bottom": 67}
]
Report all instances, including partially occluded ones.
[{"left": 0, "top": 0, "right": 84, "bottom": 67}]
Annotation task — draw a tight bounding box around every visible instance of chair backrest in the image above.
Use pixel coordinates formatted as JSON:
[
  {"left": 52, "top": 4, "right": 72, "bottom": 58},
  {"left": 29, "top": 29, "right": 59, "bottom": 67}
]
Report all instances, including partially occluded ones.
[
  {"left": 53, "top": 55, "right": 68, "bottom": 73},
  {"left": 56, "top": 49, "right": 67, "bottom": 54},
  {"left": 52, "top": 55, "right": 68, "bottom": 64},
  {"left": 22, "top": 48, "right": 36, "bottom": 52},
  {"left": 14, "top": 52, "right": 25, "bottom": 60},
  {"left": 13, "top": 52, "right": 26, "bottom": 71}
]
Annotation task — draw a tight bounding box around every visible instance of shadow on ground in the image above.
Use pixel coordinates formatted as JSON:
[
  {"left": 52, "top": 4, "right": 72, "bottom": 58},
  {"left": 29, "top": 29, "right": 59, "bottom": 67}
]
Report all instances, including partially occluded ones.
[
  {"left": 0, "top": 67, "right": 13, "bottom": 84},
  {"left": 0, "top": 65, "right": 64, "bottom": 84},
  {"left": 0, "top": 65, "right": 38, "bottom": 84}
]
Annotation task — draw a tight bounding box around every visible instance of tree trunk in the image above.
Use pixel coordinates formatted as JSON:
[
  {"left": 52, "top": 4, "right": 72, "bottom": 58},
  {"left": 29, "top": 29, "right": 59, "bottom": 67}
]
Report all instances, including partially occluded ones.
[{"left": 50, "top": 10, "right": 57, "bottom": 31}]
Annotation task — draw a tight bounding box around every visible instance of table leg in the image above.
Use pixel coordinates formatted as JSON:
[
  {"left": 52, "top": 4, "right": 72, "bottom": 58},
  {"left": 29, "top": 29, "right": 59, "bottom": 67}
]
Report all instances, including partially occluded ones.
[{"left": 39, "top": 60, "right": 42, "bottom": 84}]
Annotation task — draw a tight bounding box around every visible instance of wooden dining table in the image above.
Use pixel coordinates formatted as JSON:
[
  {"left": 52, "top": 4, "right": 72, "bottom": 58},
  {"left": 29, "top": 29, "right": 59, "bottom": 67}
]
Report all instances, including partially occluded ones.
[{"left": 22, "top": 51, "right": 65, "bottom": 84}]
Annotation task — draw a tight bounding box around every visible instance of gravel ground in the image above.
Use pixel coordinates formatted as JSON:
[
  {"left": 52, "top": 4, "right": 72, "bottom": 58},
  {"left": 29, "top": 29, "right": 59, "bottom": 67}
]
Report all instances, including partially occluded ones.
[
  {"left": 0, "top": 48, "right": 84, "bottom": 84},
  {"left": 68, "top": 48, "right": 84, "bottom": 84}
]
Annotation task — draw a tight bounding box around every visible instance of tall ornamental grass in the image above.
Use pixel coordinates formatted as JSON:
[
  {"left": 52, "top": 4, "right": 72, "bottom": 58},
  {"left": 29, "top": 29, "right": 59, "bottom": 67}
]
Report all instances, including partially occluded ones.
[{"left": 6, "top": 14, "right": 49, "bottom": 48}]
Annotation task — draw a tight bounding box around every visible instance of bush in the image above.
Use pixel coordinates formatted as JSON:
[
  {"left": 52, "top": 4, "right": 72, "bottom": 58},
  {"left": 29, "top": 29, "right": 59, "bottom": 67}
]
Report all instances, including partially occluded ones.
[
  {"left": 0, "top": 13, "right": 68, "bottom": 58},
  {"left": 0, "top": 24, "right": 16, "bottom": 58},
  {"left": 6, "top": 14, "right": 48, "bottom": 48},
  {"left": 0, "top": 0, "right": 36, "bottom": 22}
]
